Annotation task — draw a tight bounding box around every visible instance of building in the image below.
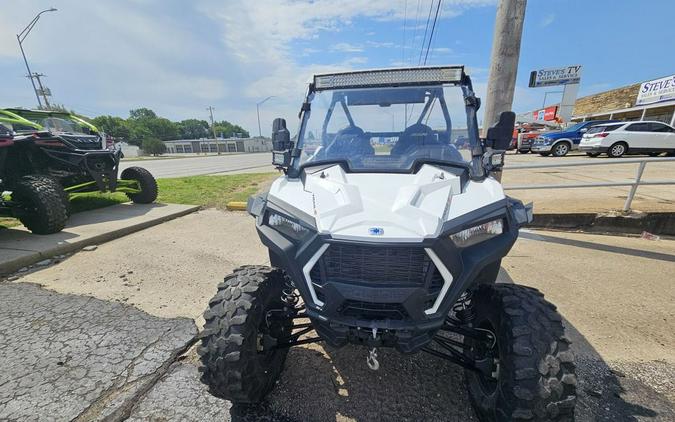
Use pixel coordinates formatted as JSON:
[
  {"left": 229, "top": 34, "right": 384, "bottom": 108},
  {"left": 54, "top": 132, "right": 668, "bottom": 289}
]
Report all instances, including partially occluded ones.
[
  {"left": 524, "top": 73, "right": 675, "bottom": 126},
  {"left": 163, "top": 137, "right": 272, "bottom": 154}
]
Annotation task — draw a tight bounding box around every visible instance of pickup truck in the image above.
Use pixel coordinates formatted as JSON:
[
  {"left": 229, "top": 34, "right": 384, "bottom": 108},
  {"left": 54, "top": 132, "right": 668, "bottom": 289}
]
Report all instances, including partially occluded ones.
[{"left": 530, "top": 120, "right": 618, "bottom": 156}]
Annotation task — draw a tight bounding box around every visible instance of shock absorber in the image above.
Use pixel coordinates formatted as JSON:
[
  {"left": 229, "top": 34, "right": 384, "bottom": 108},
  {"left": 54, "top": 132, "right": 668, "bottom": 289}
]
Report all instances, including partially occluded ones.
[
  {"left": 281, "top": 276, "right": 300, "bottom": 309},
  {"left": 453, "top": 290, "right": 475, "bottom": 324}
]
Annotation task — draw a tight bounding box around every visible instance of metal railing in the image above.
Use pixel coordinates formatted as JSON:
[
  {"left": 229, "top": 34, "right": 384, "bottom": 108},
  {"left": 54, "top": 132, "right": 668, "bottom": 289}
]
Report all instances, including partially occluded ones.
[{"left": 502, "top": 157, "right": 675, "bottom": 212}]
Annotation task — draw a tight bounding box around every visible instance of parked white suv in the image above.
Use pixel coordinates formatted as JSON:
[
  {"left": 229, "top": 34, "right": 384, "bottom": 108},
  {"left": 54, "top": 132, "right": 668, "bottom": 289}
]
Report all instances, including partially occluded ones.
[{"left": 579, "top": 121, "right": 675, "bottom": 158}]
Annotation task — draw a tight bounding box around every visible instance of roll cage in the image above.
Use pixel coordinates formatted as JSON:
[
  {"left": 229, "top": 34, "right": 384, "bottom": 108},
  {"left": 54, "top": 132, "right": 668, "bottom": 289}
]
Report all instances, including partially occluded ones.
[{"left": 290, "top": 66, "right": 485, "bottom": 179}]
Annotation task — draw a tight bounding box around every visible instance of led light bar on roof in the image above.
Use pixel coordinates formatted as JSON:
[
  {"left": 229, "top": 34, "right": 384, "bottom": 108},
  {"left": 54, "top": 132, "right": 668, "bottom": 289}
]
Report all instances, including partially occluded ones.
[{"left": 313, "top": 66, "right": 464, "bottom": 91}]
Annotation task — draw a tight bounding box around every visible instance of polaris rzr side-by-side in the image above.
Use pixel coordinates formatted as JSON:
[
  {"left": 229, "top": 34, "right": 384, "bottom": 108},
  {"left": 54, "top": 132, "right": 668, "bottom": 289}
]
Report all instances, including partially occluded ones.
[
  {"left": 0, "top": 109, "right": 157, "bottom": 234},
  {"left": 198, "top": 66, "right": 577, "bottom": 421}
]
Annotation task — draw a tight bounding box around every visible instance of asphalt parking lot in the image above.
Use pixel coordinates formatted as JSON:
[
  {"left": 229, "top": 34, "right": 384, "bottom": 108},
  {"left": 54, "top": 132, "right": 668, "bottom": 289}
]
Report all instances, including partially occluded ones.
[{"left": 2, "top": 209, "right": 674, "bottom": 421}]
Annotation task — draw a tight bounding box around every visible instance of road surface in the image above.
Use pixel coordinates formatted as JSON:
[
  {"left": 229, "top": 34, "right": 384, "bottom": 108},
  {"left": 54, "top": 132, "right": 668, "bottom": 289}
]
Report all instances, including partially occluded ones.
[{"left": 120, "top": 152, "right": 273, "bottom": 178}]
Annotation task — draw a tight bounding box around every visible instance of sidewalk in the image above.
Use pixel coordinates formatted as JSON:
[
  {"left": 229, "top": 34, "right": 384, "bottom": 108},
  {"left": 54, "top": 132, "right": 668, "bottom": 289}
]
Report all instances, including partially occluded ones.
[{"left": 0, "top": 203, "right": 199, "bottom": 275}]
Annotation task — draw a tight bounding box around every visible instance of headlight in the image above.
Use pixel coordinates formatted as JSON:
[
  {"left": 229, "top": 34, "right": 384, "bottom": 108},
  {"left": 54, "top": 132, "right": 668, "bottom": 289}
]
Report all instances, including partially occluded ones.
[
  {"left": 267, "top": 211, "right": 310, "bottom": 241},
  {"left": 450, "top": 219, "right": 503, "bottom": 247}
]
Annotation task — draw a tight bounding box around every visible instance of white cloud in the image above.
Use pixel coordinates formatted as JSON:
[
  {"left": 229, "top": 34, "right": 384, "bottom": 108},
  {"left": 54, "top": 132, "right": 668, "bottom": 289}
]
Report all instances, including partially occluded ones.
[
  {"left": 540, "top": 13, "right": 555, "bottom": 28},
  {"left": 332, "top": 42, "right": 364, "bottom": 52},
  {"left": 0, "top": 0, "right": 496, "bottom": 135}
]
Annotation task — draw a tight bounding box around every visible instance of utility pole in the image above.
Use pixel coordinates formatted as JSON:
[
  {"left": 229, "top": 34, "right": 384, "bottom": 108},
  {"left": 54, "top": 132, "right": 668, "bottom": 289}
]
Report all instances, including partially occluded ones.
[
  {"left": 256, "top": 96, "right": 275, "bottom": 137},
  {"left": 32, "top": 73, "right": 51, "bottom": 108},
  {"left": 206, "top": 106, "right": 220, "bottom": 155},
  {"left": 482, "top": 0, "right": 527, "bottom": 136},
  {"left": 16, "top": 8, "right": 57, "bottom": 108}
]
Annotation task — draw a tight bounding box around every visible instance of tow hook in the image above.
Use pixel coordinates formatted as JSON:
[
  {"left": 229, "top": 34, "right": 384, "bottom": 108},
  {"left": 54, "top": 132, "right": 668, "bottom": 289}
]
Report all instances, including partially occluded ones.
[
  {"left": 367, "top": 348, "right": 379, "bottom": 370},
  {"left": 367, "top": 327, "right": 380, "bottom": 370}
]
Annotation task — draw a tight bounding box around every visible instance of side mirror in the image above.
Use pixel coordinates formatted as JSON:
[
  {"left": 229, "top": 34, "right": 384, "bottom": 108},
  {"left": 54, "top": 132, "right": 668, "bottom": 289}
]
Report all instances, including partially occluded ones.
[
  {"left": 579, "top": 127, "right": 588, "bottom": 133},
  {"left": 271, "top": 118, "right": 292, "bottom": 168},
  {"left": 486, "top": 111, "right": 516, "bottom": 151}
]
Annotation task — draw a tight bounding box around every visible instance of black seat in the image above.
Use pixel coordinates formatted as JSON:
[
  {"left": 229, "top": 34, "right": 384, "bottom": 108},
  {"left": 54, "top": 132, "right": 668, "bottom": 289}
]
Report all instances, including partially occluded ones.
[
  {"left": 391, "top": 123, "right": 439, "bottom": 155},
  {"left": 323, "top": 126, "right": 374, "bottom": 158}
]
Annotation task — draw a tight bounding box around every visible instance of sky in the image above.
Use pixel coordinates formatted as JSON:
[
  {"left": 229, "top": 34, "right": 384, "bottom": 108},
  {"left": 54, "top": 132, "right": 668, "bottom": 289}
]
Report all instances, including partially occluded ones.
[{"left": 1, "top": 0, "right": 673, "bottom": 135}]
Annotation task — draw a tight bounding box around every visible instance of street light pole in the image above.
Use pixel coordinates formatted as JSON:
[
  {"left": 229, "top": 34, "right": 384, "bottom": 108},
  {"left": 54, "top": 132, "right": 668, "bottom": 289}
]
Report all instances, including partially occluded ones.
[
  {"left": 16, "top": 8, "right": 57, "bottom": 109},
  {"left": 256, "top": 96, "right": 275, "bottom": 137}
]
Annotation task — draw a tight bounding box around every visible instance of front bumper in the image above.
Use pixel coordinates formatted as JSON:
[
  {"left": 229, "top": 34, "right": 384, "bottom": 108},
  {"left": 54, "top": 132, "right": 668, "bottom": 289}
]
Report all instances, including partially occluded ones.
[
  {"left": 251, "top": 197, "right": 528, "bottom": 353},
  {"left": 530, "top": 143, "right": 553, "bottom": 152},
  {"left": 41, "top": 146, "right": 123, "bottom": 192}
]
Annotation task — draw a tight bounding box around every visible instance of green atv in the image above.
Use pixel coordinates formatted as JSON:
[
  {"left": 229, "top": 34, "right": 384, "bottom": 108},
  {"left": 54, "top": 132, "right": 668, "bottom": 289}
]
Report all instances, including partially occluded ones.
[{"left": 0, "top": 109, "right": 157, "bottom": 234}]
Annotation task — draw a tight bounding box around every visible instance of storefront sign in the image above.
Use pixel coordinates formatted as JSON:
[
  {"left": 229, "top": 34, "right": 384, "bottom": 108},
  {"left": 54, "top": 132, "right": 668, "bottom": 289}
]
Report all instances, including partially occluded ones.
[
  {"left": 533, "top": 106, "right": 558, "bottom": 121},
  {"left": 528, "top": 66, "right": 582, "bottom": 88},
  {"left": 636, "top": 74, "right": 675, "bottom": 106}
]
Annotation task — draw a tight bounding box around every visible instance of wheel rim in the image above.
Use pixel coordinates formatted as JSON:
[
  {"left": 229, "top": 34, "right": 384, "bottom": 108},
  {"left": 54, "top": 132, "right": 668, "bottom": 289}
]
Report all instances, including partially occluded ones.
[
  {"left": 611, "top": 144, "right": 625, "bottom": 156},
  {"left": 555, "top": 144, "right": 568, "bottom": 155}
]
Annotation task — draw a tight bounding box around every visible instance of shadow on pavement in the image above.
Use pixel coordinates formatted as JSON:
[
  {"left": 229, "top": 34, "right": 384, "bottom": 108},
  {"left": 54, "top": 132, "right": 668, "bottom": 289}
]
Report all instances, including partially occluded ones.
[{"left": 218, "top": 269, "right": 675, "bottom": 421}]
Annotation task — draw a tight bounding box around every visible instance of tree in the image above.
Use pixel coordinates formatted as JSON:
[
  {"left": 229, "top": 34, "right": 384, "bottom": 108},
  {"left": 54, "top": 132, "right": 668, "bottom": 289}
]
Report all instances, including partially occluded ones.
[
  {"left": 91, "top": 115, "right": 130, "bottom": 141},
  {"left": 129, "top": 108, "right": 157, "bottom": 120},
  {"left": 146, "top": 117, "right": 179, "bottom": 140},
  {"left": 214, "top": 120, "right": 250, "bottom": 138},
  {"left": 141, "top": 138, "right": 166, "bottom": 156},
  {"left": 178, "top": 119, "right": 210, "bottom": 139}
]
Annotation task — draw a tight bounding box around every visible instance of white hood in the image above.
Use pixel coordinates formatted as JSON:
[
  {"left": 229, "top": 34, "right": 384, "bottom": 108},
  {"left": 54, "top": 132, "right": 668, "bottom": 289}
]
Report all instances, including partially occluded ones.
[{"left": 267, "top": 164, "right": 505, "bottom": 242}]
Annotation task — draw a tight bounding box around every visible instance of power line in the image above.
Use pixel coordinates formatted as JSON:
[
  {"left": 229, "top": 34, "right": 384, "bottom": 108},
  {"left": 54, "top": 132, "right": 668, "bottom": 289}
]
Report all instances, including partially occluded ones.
[
  {"left": 417, "top": 0, "right": 435, "bottom": 65},
  {"left": 409, "top": 0, "right": 423, "bottom": 65},
  {"left": 423, "top": 0, "right": 442, "bottom": 65},
  {"left": 402, "top": 0, "right": 408, "bottom": 63}
]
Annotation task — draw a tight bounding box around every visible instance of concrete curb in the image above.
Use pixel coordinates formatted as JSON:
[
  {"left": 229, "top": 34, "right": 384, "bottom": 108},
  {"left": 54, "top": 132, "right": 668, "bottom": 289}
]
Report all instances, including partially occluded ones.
[
  {"left": 0, "top": 204, "right": 200, "bottom": 275},
  {"left": 528, "top": 212, "right": 675, "bottom": 236},
  {"left": 226, "top": 201, "right": 247, "bottom": 211}
]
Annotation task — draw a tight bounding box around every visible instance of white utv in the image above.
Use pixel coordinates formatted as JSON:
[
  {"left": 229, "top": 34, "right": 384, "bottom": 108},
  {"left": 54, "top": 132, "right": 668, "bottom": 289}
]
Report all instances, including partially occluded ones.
[{"left": 199, "top": 66, "right": 577, "bottom": 421}]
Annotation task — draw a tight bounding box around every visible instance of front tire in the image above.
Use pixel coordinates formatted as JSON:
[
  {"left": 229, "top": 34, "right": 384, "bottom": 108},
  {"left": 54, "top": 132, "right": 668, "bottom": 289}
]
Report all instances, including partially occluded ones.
[
  {"left": 552, "top": 142, "right": 570, "bottom": 157},
  {"left": 518, "top": 149, "right": 529, "bottom": 154},
  {"left": 12, "top": 175, "right": 68, "bottom": 234},
  {"left": 120, "top": 166, "right": 158, "bottom": 203},
  {"left": 198, "top": 266, "right": 291, "bottom": 403},
  {"left": 464, "top": 284, "right": 576, "bottom": 421}
]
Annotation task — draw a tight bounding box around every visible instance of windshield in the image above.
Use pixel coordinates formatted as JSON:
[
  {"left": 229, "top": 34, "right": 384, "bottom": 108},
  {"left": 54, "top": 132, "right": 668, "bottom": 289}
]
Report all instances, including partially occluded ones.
[
  {"left": 295, "top": 84, "right": 475, "bottom": 172},
  {"left": 37, "top": 117, "right": 92, "bottom": 134},
  {"left": 565, "top": 122, "right": 587, "bottom": 132}
]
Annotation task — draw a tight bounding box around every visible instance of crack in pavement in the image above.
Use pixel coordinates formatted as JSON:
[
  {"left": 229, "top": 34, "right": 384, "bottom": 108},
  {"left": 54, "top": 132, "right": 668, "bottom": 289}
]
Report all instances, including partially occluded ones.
[{"left": 0, "top": 282, "right": 197, "bottom": 421}]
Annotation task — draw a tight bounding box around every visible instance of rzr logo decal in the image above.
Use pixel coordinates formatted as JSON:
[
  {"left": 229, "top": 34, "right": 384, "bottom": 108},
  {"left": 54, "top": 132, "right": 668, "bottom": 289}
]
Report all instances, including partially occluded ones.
[{"left": 368, "top": 227, "right": 384, "bottom": 236}]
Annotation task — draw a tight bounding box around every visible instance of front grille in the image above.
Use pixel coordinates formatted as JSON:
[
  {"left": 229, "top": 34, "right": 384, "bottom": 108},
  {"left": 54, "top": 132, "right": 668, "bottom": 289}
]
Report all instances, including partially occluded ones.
[
  {"left": 309, "top": 244, "right": 446, "bottom": 321},
  {"left": 310, "top": 244, "right": 432, "bottom": 286}
]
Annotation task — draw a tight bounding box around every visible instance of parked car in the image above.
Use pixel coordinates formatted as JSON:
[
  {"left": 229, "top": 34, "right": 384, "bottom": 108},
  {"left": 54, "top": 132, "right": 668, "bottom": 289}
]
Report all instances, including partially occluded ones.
[
  {"left": 531, "top": 120, "right": 618, "bottom": 157},
  {"left": 516, "top": 131, "right": 540, "bottom": 153},
  {"left": 579, "top": 121, "right": 675, "bottom": 158}
]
